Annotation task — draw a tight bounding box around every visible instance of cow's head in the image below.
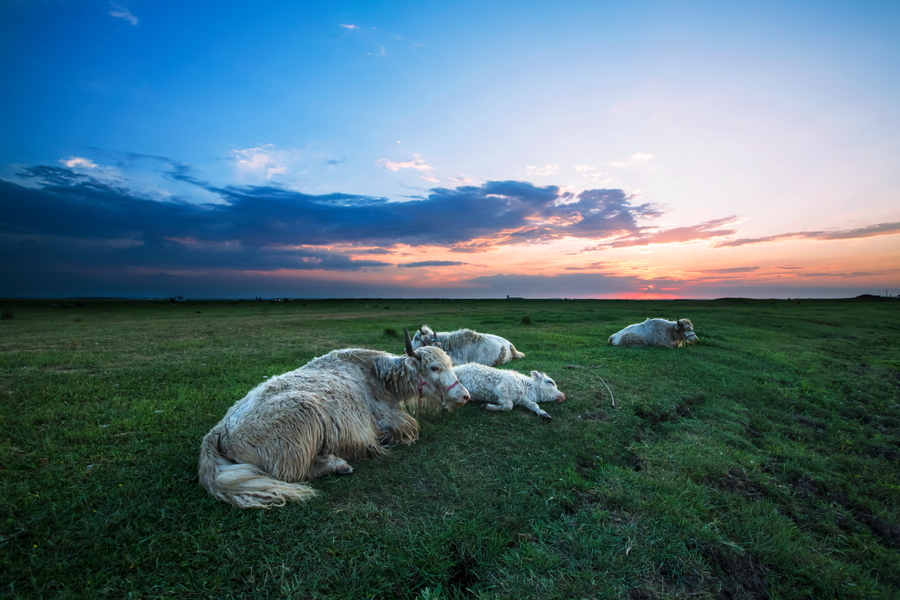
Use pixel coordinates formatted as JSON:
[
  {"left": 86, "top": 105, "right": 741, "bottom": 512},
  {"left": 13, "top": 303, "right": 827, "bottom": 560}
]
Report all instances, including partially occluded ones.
[
  {"left": 410, "top": 324, "right": 437, "bottom": 350},
  {"left": 675, "top": 319, "right": 699, "bottom": 343},
  {"left": 404, "top": 328, "right": 469, "bottom": 411},
  {"left": 531, "top": 371, "right": 566, "bottom": 403}
]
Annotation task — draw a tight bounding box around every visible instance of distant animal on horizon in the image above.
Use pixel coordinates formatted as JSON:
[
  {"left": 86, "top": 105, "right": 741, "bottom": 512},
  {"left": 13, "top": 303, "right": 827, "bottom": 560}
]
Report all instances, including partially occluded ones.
[
  {"left": 453, "top": 363, "right": 566, "bottom": 420},
  {"left": 607, "top": 318, "right": 698, "bottom": 348},
  {"left": 198, "top": 329, "right": 470, "bottom": 509},
  {"left": 411, "top": 324, "right": 525, "bottom": 366}
]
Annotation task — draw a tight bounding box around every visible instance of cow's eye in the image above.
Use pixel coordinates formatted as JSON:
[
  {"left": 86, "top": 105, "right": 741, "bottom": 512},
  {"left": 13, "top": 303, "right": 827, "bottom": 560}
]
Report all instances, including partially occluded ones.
[{"left": 430, "top": 365, "right": 442, "bottom": 372}]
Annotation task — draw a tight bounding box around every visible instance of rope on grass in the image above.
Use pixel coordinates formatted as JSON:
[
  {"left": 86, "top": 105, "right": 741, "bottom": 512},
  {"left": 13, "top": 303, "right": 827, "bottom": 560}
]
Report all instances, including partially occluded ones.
[{"left": 566, "top": 364, "right": 616, "bottom": 408}]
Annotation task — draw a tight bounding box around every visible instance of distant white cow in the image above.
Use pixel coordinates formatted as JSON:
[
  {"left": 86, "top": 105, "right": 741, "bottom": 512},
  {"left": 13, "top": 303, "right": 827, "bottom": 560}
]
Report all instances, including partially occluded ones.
[
  {"left": 454, "top": 363, "right": 565, "bottom": 420},
  {"left": 607, "top": 318, "right": 698, "bottom": 348},
  {"left": 411, "top": 325, "right": 525, "bottom": 366}
]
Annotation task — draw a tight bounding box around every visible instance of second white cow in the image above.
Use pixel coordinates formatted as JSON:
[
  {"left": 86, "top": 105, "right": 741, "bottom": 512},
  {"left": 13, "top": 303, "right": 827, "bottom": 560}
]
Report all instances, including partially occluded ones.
[
  {"left": 453, "top": 363, "right": 565, "bottom": 420},
  {"left": 411, "top": 325, "right": 525, "bottom": 366}
]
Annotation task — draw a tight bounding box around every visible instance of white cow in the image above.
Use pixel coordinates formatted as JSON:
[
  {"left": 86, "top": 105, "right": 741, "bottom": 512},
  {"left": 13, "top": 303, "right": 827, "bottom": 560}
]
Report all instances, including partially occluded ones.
[
  {"left": 411, "top": 325, "right": 525, "bottom": 366},
  {"left": 607, "top": 318, "right": 698, "bottom": 348},
  {"left": 453, "top": 363, "right": 565, "bottom": 420},
  {"left": 198, "top": 329, "right": 469, "bottom": 509}
]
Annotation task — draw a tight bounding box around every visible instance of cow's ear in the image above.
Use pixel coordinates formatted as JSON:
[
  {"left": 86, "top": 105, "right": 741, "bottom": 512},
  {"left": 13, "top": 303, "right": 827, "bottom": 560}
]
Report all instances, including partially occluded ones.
[
  {"left": 531, "top": 370, "right": 541, "bottom": 379},
  {"left": 675, "top": 320, "right": 684, "bottom": 330}
]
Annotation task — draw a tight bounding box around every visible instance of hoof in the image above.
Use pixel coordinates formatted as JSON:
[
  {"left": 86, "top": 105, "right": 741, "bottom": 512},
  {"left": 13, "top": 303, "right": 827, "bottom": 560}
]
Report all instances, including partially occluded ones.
[
  {"left": 335, "top": 463, "right": 354, "bottom": 475},
  {"left": 540, "top": 413, "right": 553, "bottom": 421}
]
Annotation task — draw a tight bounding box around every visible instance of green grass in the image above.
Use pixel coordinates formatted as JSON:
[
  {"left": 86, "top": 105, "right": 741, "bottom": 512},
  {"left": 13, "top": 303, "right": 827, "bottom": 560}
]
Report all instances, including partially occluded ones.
[{"left": 1, "top": 297, "right": 898, "bottom": 599}]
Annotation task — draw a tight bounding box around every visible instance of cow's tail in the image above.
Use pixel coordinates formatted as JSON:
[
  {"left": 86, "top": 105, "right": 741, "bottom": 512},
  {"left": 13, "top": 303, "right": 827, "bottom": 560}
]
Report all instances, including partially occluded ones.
[{"left": 198, "top": 432, "right": 319, "bottom": 509}]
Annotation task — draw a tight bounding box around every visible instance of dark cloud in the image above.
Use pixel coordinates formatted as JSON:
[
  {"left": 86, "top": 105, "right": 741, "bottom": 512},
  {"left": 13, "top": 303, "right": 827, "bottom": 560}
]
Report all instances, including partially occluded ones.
[
  {"left": 398, "top": 261, "right": 468, "bottom": 268},
  {"left": 0, "top": 163, "right": 677, "bottom": 296},
  {"left": 3, "top": 166, "right": 659, "bottom": 250}
]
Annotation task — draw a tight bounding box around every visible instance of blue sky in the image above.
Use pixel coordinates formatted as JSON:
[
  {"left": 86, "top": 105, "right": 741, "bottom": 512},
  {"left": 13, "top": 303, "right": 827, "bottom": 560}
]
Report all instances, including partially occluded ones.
[{"left": 2, "top": 0, "right": 899, "bottom": 298}]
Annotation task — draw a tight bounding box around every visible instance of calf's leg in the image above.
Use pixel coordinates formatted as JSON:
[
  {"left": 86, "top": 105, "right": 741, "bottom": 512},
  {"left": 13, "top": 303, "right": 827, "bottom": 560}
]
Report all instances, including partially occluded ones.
[{"left": 517, "top": 399, "right": 552, "bottom": 420}]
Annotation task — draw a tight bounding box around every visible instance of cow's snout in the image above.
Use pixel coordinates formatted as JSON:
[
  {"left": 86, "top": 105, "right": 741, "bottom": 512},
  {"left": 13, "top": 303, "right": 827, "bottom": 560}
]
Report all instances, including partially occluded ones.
[
  {"left": 440, "top": 381, "right": 470, "bottom": 412},
  {"left": 556, "top": 392, "right": 566, "bottom": 403},
  {"left": 442, "top": 396, "right": 469, "bottom": 412}
]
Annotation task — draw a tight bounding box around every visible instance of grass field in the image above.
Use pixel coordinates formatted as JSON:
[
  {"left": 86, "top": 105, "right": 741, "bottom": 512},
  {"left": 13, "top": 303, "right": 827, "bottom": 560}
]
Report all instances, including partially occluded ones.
[{"left": 1, "top": 297, "right": 899, "bottom": 599}]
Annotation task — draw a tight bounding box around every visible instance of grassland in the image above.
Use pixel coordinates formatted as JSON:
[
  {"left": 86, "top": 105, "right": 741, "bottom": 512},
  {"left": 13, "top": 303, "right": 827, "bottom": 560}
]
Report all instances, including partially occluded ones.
[{"left": 1, "top": 297, "right": 898, "bottom": 599}]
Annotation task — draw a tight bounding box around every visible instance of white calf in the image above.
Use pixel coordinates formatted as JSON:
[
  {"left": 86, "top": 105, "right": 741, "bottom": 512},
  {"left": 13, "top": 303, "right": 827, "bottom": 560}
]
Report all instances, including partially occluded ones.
[{"left": 453, "top": 363, "right": 566, "bottom": 420}]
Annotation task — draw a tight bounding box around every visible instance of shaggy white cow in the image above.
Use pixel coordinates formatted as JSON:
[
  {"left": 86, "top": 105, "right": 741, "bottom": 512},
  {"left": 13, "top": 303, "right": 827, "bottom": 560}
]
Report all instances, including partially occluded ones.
[
  {"left": 411, "top": 325, "right": 525, "bottom": 366},
  {"left": 453, "top": 363, "right": 566, "bottom": 420},
  {"left": 607, "top": 318, "right": 698, "bottom": 348},
  {"left": 198, "top": 329, "right": 470, "bottom": 509}
]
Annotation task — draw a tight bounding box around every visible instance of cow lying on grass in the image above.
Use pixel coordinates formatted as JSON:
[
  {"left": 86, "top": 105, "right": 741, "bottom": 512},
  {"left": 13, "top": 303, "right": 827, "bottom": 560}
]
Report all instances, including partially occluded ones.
[
  {"left": 198, "top": 329, "right": 469, "bottom": 509},
  {"left": 411, "top": 324, "right": 525, "bottom": 366},
  {"left": 453, "top": 363, "right": 565, "bottom": 420},
  {"left": 608, "top": 318, "right": 698, "bottom": 348}
]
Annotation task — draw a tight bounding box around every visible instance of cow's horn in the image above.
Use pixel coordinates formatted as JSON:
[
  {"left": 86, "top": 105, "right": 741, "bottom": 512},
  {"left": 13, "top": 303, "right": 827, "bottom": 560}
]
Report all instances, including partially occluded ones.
[{"left": 403, "top": 327, "right": 422, "bottom": 360}]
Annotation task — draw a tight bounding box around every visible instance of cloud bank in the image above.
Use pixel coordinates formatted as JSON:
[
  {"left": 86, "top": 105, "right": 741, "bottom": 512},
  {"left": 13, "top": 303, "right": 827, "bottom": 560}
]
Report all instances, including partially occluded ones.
[{"left": 2, "top": 156, "right": 898, "bottom": 298}]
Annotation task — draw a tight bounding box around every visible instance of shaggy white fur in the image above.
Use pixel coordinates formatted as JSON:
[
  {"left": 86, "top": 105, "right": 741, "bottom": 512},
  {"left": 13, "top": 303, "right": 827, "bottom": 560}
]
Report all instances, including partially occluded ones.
[
  {"left": 199, "top": 341, "right": 469, "bottom": 509},
  {"left": 607, "top": 318, "right": 698, "bottom": 348},
  {"left": 411, "top": 325, "right": 525, "bottom": 366},
  {"left": 454, "top": 363, "right": 566, "bottom": 420}
]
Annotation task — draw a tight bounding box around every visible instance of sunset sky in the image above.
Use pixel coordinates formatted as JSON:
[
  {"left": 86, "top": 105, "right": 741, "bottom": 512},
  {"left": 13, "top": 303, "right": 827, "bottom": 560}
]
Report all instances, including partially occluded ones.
[{"left": 2, "top": 1, "right": 898, "bottom": 299}]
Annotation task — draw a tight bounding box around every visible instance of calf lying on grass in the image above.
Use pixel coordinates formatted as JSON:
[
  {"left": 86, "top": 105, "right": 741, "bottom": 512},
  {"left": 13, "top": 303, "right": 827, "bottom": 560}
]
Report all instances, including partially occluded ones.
[{"left": 453, "top": 363, "right": 565, "bottom": 420}]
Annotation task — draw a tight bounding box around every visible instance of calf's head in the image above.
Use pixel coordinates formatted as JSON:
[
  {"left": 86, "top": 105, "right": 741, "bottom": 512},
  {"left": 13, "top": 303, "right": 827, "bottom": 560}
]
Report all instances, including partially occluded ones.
[
  {"left": 531, "top": 371, "right": 566, "bottom": 403},
  {"left": 404, "top": 328, "right": 469, "bottom": 411},
  {"left": 676, "top": 319, "right": 698, "bottom": 343}
]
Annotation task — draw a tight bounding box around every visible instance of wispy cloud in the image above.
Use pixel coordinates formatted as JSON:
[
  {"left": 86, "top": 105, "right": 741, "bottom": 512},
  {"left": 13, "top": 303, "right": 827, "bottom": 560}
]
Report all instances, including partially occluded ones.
[
  {"left": 606, "top": 152, "right": 653, "bottom": 168},
  {"left": 692, "top": 266, "right": 761, "bottom": 274},
  {"left": 377, "top": 154, "right": 438, "bottom": 182},
  {"left": 526, "top": 164, "right": 559, "bottom": 176},
  {"left": 339, "top": 24, "right": 359, "bottom": 29},
  {"left": 581, "top": 216, "right": 738, "bottom": 250},
  {"left": 109, "top": 3, "right": 138, "bottom": 25},
  {"left": 714, "top": 222, "right": 900, "bottom": 247},
  {"left": 62, "top": 157, "right": 98, "bottom": 169},
  {"left": 232, "top": 145, "right": 291, "bottom": 180},
  {"left": 378, "top": 155, "right": 431, "bottom": 173}
]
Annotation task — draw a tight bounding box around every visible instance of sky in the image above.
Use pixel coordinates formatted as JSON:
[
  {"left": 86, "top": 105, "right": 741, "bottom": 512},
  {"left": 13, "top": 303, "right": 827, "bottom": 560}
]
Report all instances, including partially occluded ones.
[{"left": 2, "top": 0, "right": 899, "bottom": 299}]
